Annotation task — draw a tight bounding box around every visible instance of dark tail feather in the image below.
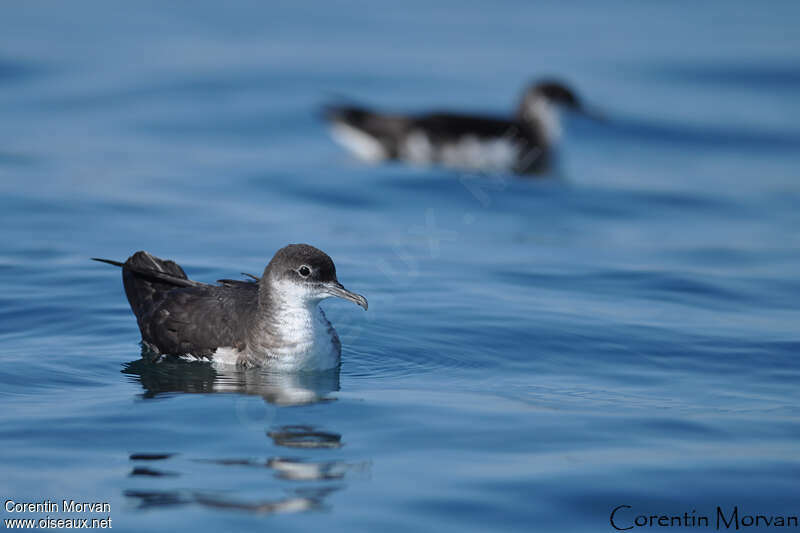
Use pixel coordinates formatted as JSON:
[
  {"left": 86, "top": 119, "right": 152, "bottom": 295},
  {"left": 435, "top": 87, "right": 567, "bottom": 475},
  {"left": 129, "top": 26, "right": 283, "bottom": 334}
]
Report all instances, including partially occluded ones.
[
  {"left": 91, "top": 257, "right": 125, "bottom": 268},
  {"left": 94, "top": 251, "right": 203, "bottom": 326},
  {"left": 92, "top": 255, "right": 200, "bottom": 289},
  {"left": 321, "top": 103, "right": 371, "bottom": 124},
  {"left": 322, "top": 103, "right": 402, "bottom": 132}
]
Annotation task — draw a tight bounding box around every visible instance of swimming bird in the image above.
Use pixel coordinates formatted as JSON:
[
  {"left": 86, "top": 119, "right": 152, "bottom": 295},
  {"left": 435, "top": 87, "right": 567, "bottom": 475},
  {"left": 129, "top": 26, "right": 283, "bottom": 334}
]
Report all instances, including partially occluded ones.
[
  {"left": 94, "top": 244, "right": 367, "bottom": 370},
  {"left": 323, "top": 79, "right": 591, "bottom": 175}
]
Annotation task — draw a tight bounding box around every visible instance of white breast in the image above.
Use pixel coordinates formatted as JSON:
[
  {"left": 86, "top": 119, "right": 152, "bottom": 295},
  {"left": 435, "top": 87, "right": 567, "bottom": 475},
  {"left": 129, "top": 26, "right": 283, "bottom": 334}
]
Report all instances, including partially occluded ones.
[
  {"left": 529, "top": 98, "right": 561, "bottom": 144},
  {"left": 212, "top": 281, "right": 341, "bottom": 371},
  {"left": 261, "top": 305, "right": 341, "bottom": 371},
  {"left": 211, "top": 308, "right": 339, "bottom": 371}
]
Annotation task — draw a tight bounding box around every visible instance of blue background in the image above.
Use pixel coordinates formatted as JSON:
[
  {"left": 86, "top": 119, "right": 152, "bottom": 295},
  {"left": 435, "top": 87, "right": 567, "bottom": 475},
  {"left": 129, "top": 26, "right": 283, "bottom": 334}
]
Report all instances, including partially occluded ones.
[{"left": 1, "top": 1, "right": 799, "bottom": 531}]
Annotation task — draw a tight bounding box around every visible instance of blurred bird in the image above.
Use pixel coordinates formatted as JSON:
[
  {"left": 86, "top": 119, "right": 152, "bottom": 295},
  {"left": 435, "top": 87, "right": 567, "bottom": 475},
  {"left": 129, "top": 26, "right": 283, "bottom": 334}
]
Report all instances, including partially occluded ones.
[{"left": 323, "top": 79, "right": 594, "bottom": 175}]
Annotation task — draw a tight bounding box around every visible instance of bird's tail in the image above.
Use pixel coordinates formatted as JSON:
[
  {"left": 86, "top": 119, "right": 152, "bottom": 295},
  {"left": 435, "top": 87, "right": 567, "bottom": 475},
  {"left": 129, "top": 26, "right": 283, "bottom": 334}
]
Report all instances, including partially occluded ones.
[
  {"left": 321, "top": 103, "right": 374, "bottom": 127},
  {"left": 321, "top": 103, "right": 411, "bottom": 160},
  {"left": 93, "top": 251, "right": 199, "bottom": 322}
]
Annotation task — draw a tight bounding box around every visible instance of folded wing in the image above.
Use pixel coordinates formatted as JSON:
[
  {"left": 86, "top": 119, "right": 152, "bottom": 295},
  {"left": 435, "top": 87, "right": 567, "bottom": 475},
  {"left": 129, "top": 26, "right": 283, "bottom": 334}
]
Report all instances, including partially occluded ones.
[{"left": 94, "top": 251, "right": 258, "bottom": 357}]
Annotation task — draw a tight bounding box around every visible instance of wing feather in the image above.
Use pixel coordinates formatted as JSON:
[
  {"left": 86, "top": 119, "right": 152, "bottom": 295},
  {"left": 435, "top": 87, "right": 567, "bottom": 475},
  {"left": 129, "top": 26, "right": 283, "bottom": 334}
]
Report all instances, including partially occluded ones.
[{"left": 95, "top": 252, "right": 259, "bottom": 357}]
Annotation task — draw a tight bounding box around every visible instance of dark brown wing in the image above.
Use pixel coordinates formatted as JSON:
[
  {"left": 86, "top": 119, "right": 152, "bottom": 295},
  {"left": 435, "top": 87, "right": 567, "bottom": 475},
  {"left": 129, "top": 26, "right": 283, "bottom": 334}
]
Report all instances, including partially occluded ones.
[
  {"left": 413, "top": 112, "right": 521, "bottom": 142},
  {"left": 94, "top": 251, "right": 258, "bottom": 357},
  {"left": 138, "top": 283, "right": 257, "bottom": 357}
]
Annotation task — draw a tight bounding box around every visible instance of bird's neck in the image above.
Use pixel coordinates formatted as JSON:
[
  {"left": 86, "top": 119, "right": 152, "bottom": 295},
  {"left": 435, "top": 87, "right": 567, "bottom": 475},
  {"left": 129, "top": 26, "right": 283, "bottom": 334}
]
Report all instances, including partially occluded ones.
[
  {"left": 256, "top": 281, "right": 321, "bottom": 343},
  {"left": 518, "top": 97, "right": 561, "bottom": 145},
  {"left": 247, "top": 281, "right": 339, "bottom": 369}
]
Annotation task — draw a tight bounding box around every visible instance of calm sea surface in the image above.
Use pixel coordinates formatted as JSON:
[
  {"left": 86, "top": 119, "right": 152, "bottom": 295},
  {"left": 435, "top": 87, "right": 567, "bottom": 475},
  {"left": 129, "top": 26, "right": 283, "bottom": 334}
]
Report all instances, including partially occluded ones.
[{"left": 1, "top": 1, "right": 799, "bottom": 531}]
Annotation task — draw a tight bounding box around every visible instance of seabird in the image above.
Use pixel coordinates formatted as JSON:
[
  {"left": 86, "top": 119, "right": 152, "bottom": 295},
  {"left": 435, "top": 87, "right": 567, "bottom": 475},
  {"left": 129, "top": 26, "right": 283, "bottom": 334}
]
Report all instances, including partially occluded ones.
[
  {"left": 94, "top": 244, "right": 367, "bottom": 371},
  {"left": 323, "top": 79, "right": 592, "bottom": 175}
]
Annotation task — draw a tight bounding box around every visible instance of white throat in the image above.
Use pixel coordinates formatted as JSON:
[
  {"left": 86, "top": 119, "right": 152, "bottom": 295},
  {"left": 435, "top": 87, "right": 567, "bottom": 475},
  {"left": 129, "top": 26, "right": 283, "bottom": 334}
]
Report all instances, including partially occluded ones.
[
  {"left": 528, "top": 98, "right": 561, "bottom": 144},
  {"left": 251, "top": 279, "right": 340, "bottom": 370}
]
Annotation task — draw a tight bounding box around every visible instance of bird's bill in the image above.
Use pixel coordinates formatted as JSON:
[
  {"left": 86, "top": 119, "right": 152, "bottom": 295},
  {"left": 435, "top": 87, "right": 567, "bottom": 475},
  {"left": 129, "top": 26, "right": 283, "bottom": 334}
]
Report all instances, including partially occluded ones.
[{"left": 323, "top": 281, "right": 368, "bottom": 310}]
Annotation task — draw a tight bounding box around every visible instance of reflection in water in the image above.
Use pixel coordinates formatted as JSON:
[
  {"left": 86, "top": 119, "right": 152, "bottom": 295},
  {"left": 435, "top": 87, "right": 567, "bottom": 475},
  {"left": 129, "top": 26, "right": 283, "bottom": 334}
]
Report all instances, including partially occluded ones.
[
  {"left": 195, "top": 456, "right": 369, "bottom": 481},
  {"left": 268, "top": 425, "right": 343, "bottom": 449},
  {"left": 124, "top": 487, "right": 340, "bottom": 514},
  {"left": 129, "top": 467, "right": 179, "bottom": 478},
  {"left": 122, "top": 357, "right": 340, "bottom": 405},
  {"left": 124, "top": 490, "right": 191, "bottom": 509},
  {"left": 268, "top": 457, "right": 349, "bottom": 481},
  {"left": 129, "top": 453, "right": 175, "bottom": 461},
  {"left": 122, "top": 357, "right": 367, "bottom": 515}
]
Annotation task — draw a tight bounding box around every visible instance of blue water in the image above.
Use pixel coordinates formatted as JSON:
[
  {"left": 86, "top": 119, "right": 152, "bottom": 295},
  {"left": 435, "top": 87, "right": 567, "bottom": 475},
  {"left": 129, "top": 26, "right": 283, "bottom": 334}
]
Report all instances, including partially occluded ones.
[{"left": 1, "top": 1, "right": 799, "bottom": 531}]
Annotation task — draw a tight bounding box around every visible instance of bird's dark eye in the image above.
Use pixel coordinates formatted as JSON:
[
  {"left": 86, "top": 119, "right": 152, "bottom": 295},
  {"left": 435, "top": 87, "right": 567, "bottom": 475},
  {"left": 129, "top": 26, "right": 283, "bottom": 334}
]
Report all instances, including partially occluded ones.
[{"left": 298, "top": 265, "right": 311, "bottom": 277}]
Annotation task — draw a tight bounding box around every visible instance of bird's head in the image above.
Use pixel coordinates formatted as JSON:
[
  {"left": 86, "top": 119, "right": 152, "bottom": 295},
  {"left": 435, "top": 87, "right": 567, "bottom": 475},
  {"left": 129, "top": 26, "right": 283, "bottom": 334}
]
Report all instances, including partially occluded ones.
[
  {"left": 516, "top": 79, "right": 587, "bottom": 122},
  {"left": 261, "top": 244, "right": 368, "bottom": 311}
]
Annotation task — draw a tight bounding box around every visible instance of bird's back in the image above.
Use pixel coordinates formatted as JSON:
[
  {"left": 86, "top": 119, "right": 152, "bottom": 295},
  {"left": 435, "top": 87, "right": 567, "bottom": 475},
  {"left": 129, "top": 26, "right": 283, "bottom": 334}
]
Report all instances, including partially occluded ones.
[{"left": 413, "top": 112, "right": 522, "bottom": 141}]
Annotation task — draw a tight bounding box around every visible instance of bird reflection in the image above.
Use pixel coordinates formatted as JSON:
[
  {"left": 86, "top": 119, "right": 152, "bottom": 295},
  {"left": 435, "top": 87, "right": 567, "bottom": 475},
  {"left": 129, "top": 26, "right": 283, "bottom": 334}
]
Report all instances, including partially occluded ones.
[
  {"left": 268, "top": 425, "right": 343, "bottom": 449},
  {"left": 195, "top": 455, "right": 368, "bottom": 481},
  {"left": 129, "top": 466, "right": 179, "bottom": 478},
  {"left": 122, "top": 357, "right": 339, "bottom": 405},
  {"left": 124, "top": 487, "right": 339, "bottom": 514},
  {"left": 268, "top": 457, "right": 347, "bottom": 481},
  {"left": 122, "top": 357, "right": 368, "bottom": 515}
]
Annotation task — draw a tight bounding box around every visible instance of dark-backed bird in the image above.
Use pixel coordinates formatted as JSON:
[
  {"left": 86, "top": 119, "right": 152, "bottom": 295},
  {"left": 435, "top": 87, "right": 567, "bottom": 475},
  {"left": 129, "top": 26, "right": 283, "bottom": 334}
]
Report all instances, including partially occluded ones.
[
  {"left": 94, "top": 244, "right": 367, "bottom": 370},
  {"left": 323, "top": 79, "right": 592, "bottom": 175}
]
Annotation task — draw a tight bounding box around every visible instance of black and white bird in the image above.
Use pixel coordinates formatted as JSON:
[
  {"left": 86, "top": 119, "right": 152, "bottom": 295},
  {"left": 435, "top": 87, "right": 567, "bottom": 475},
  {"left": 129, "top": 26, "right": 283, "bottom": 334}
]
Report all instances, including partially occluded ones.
[
  {"left": 94, "top": 244, "right": 367, "bottom": 371},
  {"left": 323, "top": 79, "right": 591, "bottom": 175}
]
